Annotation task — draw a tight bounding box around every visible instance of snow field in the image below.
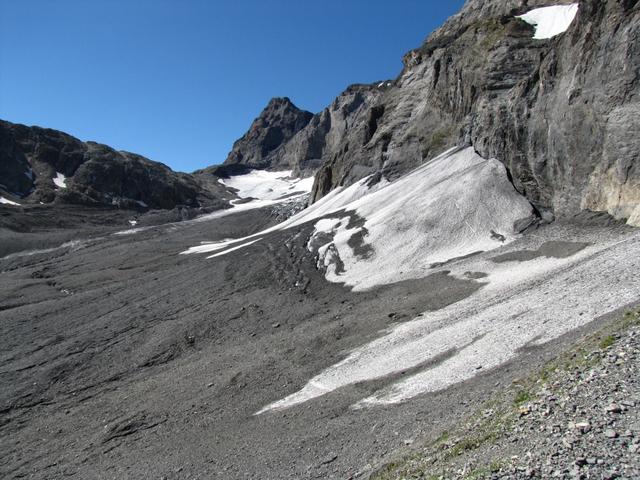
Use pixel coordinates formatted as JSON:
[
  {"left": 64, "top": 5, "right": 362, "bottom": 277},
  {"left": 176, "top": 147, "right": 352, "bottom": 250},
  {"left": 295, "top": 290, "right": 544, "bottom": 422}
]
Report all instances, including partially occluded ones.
[{"left": 185, "top": 147, "right": 534, "bottom": 291}]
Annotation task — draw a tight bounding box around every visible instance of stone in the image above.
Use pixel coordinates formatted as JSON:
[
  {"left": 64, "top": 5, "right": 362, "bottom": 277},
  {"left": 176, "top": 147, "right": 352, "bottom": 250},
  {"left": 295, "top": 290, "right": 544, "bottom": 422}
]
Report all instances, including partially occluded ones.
[{"left": 605, "top": 404, "right": 622, "bottom": 414}]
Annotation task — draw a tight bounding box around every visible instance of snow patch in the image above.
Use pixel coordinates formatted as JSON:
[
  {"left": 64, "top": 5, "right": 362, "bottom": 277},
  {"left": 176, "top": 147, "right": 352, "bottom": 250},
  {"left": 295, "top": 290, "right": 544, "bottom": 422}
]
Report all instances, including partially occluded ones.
[
  {"left": 308, "top": 147, "right": 533, "bottom": 290},
  {"left": 0, "top": 196, "right": 20, "bottom": 206},
  {"left": 53, "top": 172, "right": 67, "bottom": 189},
  {"left": 181, "top": 170, "right": 389, "bottom": 256},
  {"left": 207, "top": 238, "right": 263, "bottom": 259},
  {"left": 517, "top": 3, "right": 579, "bottom": 40},
  {"left": 257, "top": 231, "right": 640, "bottom": 414},
  {"left": 183, "top": 148, "right": 533, "bottom": 292},
  {"left": 219, "top": 169, "right": 314, "bottom": 201}
]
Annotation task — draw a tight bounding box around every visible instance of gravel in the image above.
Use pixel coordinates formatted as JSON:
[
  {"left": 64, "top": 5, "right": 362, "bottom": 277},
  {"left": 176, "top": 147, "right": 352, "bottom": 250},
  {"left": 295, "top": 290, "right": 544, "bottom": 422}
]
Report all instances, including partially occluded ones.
[{"left": 372, "top": 311, "right": 640, "bottom": 480}]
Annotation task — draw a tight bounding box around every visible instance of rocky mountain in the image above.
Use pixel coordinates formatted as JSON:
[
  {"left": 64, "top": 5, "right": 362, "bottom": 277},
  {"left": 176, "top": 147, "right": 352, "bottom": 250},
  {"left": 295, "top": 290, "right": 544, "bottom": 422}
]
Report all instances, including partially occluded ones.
[
  {"left": 0, "top": 120, "right": 228, "bottom": 211},
  {"left": 1, "top": 2, "right": 640, "bottom": 479},
  {"left": 218, "top": 97, "right": 314, "bottom": 171},
  {"left": 228, "top": 0, "right": 639, "bottom": 226}
]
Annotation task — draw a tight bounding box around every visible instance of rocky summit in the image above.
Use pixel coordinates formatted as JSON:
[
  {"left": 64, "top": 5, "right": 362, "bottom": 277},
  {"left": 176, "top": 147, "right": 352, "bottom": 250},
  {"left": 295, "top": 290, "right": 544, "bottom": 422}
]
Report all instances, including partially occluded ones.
[{"left": 1, "top": 1, "right": 639, "bottom": 480}]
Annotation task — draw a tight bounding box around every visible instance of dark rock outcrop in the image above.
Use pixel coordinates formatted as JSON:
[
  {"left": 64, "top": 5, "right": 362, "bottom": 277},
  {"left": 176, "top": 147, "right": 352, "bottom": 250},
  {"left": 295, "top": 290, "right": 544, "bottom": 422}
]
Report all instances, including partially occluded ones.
[
  {"left": 0, "top": 120, "right": 227, "bottom": 210},
  {"left": 220, "top": 97, "right": 313, "bottom": 171}
]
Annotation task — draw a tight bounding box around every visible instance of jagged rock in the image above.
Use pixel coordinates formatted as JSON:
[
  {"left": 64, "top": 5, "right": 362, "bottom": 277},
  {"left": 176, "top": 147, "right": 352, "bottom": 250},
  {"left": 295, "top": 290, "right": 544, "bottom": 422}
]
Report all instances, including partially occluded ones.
[{"left": 221, "top": 97, "right": 313, "bottom": 170}]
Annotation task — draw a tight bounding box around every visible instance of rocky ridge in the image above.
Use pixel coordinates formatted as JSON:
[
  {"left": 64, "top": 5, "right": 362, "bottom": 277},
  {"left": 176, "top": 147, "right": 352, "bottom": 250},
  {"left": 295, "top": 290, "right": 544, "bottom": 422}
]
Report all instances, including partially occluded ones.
[{"left": 0, "top": 120, "right": 229, "bottom": 211}]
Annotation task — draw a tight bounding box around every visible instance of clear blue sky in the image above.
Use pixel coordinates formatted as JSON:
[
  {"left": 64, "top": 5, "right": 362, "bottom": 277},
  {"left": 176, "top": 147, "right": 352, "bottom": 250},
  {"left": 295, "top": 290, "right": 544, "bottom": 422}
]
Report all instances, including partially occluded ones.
[{"left": 0, "top": 0, "right": 465, "bottom": 173}]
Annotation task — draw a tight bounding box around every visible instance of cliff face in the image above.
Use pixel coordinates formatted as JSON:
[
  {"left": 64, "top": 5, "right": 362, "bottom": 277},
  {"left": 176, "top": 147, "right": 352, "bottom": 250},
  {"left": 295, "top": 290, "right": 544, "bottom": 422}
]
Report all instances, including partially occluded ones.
[
  {"left": 313, "top": 0, "right": 639, "bottom": 225},
  {"left": 0, "top": 120, "right": 227, "bottom": 210},
  {"left": 232, "top": 0, "right": 639, "bottom": 226}
]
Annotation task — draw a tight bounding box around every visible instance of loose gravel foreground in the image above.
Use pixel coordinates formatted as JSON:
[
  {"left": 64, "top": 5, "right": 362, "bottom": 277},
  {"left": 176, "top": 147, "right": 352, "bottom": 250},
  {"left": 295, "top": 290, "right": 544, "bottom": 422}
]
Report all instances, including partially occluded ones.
[{"left": 372, "top": 309, "right": 640, "bottom": 480}]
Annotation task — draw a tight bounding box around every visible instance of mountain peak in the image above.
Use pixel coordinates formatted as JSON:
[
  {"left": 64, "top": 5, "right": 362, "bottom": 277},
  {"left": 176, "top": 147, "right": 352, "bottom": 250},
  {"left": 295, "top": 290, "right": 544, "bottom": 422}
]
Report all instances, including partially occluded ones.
[{"left": 223, "top": 97, "right": 314, "bottom": 170}]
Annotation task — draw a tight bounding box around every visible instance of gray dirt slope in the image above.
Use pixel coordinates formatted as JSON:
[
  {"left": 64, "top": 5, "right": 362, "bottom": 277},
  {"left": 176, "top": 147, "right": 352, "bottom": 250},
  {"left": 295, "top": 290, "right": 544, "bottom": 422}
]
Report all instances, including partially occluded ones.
[{"left": 1, "top": 206, "right": 636, "bottom": 479}]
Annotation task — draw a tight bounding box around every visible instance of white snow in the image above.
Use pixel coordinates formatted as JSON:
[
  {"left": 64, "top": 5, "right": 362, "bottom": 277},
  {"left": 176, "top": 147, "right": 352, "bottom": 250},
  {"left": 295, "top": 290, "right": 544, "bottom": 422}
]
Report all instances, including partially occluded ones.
[
  {"left": 199, "top": 169, "right": 315, "bottom": 219},
  {"left": 308, "top": 147, "right": 533, "bottom": 290},
  {"left": 517, "top": 4, "right": 579, "bottom": 40},
  {"left": 207, "top": 238, "right": 263, "bottom": 259},
  {"left": 0, "top": 196, "right": 20, "bottom": 206},
  {"left": 257, "top": 230, "right": 640, "bottom": 414},
  {"left": 219, "top": 169, "right": 314, "bottom": 201},
  {"left": 136, "top": 200, "right": 148, "bottom": 208},
  {"left": 113, "top": 169, "right": 314, "bottom": 236},
  {"left": 53, "top": 172, "right": 67, "bottom": 189},
  {"left": 184, "top": 147, "right": 534, "bottom": 291}
]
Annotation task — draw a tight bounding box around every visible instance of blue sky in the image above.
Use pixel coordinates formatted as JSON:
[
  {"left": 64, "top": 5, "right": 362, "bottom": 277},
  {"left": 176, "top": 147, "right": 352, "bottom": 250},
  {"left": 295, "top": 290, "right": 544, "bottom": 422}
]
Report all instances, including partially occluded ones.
[{"left": 0, "top": 1, "right": 465, "bottom": 172}]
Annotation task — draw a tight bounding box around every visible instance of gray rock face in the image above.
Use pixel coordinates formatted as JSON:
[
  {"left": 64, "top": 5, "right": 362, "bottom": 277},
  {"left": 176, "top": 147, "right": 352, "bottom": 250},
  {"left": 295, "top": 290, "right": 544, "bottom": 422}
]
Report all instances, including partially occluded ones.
[
  {"left": 221, "top": 97, "right": 314, "bottom": 170},
  {"left": 232, "top": 0, "right": 639, "bottom": 225},
  {"left": 0, "top": 120, "right": 227, "bottom": 210}
]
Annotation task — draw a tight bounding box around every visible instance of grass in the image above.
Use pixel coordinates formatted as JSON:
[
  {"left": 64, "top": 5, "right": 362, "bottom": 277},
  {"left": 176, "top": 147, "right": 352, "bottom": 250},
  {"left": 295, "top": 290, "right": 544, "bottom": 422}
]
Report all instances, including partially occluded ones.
[
  {"left": 477, "top": 18, "right": 507, "bottom": 50},
  {"left": 464, "top": 460, "right": 507, "bottom": 480},
  {"left": 513, "top": 390, "right": 532, "bottom": 406},
  {"left": 599, "top": 335, "right": 616, "bottom": 349},
  {"left": 421, "top": 127, "right": 455, "bottom": 160},
  {"left": 446, "top": 431, "right": 498, "bottom": 460}
]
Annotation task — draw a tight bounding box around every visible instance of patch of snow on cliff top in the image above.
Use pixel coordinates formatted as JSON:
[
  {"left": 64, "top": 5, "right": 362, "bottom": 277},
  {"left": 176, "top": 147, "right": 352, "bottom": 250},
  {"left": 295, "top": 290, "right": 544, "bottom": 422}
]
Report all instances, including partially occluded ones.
[
  {"left": 53, "top": 172, "right": 67, "bottom": 189},
  {"left": 517, "top": 3, "right": 579, "bottom": 39},
  {"left": 0, "top": 196, "right": 20, "bottom": 206},
  {"left": 219, "top": 169, "right": 313, "bottom": 201}
]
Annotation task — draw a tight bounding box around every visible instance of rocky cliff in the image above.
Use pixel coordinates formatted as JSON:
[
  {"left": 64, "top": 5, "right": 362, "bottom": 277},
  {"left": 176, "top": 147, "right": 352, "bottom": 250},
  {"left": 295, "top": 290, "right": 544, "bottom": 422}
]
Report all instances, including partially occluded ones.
[
  {"left": 0, "top": 120, "right": 227, "bottom": 210},
  {"left": 4, "top": 0, "right": 638, "bottom": 224},
  {"left": 231, "top": 0, "right": 639, "bottom": 226},
  {"left": 220, "top": 97, "right": 314, "bottom": 171}
]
